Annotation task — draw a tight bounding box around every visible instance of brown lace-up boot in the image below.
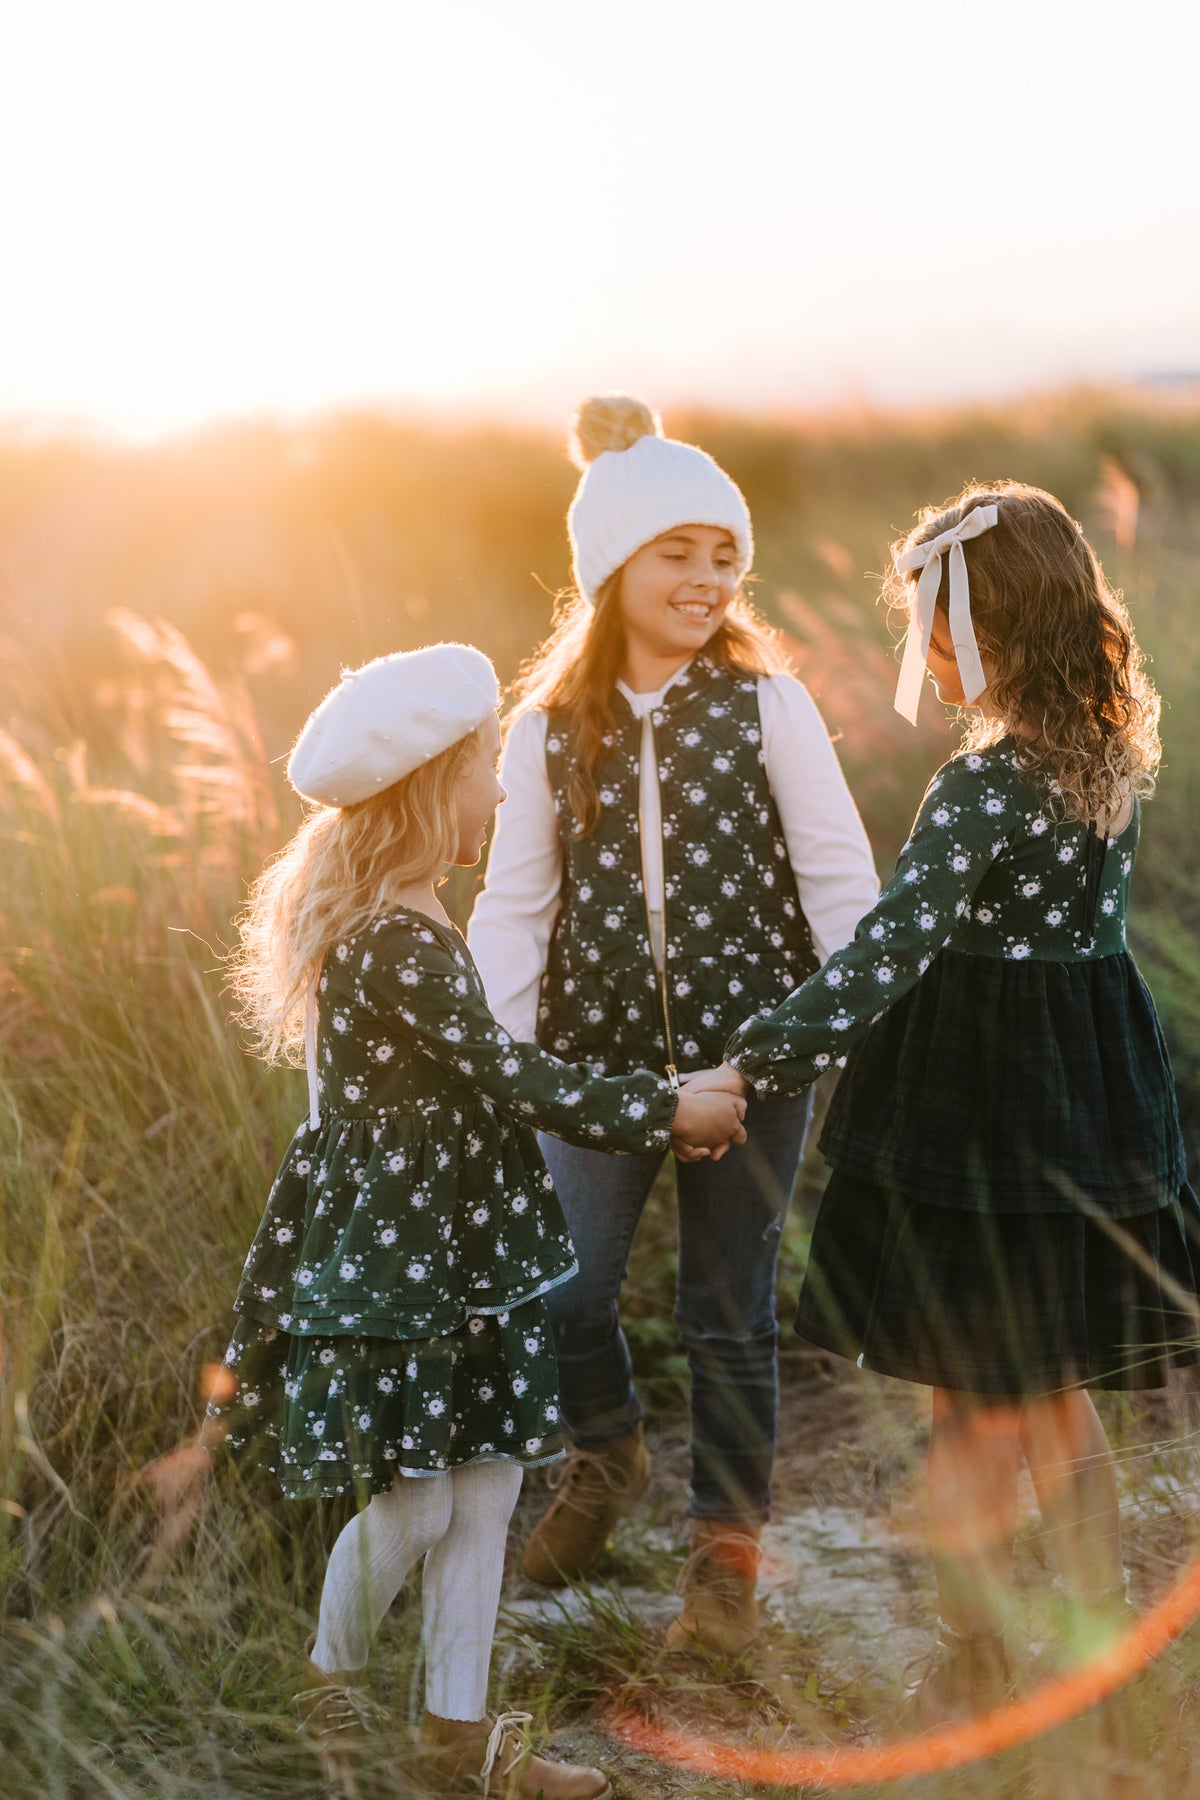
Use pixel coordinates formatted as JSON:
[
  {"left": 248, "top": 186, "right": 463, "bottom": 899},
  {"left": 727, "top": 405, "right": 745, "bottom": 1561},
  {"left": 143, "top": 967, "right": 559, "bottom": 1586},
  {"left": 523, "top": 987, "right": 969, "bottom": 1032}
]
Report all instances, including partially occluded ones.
[
  {"left": 521, "top": 1425, "right": 650, "bottom": 1586},
  {"left": 417, "top": 1710, "right": 613, "bottom": 1799},
  {"left": 665, "top": 1519, "right": 763, "bottom": 1655},
  {"left": 294, "top": 1650, "right": 389, "bottom": 1796},
  {"left": 903, "top": 1623, "right": 1014, "bottom": 1728}
]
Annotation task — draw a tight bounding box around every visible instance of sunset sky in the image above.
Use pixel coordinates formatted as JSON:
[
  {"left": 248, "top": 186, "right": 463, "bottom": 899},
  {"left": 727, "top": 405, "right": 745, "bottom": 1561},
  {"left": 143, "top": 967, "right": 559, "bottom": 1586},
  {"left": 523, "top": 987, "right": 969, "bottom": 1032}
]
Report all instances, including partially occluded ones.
[{"left": 2, "top": 0, "right": 1197, "bottom": 438}]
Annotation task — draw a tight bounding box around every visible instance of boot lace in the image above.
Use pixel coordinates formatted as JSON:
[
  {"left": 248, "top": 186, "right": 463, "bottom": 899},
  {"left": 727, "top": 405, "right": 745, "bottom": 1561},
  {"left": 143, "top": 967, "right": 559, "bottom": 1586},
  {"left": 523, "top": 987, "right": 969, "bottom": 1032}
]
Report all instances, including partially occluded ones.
[
  {"left": 478, "top": 1710, "right": 533, "bottom": 1797},
  {"left": 545, "top": 1447, "right": 636, "bottom": 1521},
  {"left": 293, "top": 1680, "right": 388, "bottom": 1739}
]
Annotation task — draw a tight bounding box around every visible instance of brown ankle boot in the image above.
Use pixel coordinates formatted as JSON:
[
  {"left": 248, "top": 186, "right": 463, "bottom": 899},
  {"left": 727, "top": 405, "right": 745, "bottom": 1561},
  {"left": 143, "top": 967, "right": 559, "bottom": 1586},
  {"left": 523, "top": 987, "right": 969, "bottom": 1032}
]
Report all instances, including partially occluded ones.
[
  {"left": 416, "top": 1710, "right": 613, "bottom": 1799},
  {"left": 903, "top": 1623, "right": 1014, "bottom": 1729},
  {"left": 665, "top": 1519, "right": 762, "bottom": 1655},
  {"left": 294, "top": 1648, "right": 388, "bottom": 1795},
  {"left": 521, "top": 1425, "right": 650, "bottom": 1587}
]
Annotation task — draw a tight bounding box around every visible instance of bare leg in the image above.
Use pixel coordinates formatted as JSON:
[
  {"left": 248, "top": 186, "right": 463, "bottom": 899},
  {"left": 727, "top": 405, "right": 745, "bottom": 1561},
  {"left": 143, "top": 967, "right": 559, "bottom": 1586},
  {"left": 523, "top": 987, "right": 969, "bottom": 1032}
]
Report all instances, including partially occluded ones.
[
  {"left": 927, "top": 1388, "right": 1023, "bottom": 1636},
  {"left": 1019, "top": 1389, "right": 1123, "bottom": 1602}
]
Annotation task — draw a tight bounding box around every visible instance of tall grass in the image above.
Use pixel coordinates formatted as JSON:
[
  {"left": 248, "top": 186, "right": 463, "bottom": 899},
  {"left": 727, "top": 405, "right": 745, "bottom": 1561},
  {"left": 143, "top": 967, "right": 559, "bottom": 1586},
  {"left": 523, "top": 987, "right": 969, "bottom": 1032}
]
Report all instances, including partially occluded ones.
[{"left": 0, "top": 392, "right": 1198, "bottom": 1795}]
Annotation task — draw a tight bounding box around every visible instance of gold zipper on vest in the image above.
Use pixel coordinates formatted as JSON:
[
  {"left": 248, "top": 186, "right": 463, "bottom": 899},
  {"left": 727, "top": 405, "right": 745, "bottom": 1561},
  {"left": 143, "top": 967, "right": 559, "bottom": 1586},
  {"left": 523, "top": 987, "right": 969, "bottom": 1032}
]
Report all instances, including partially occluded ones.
[{"left": 640, "top": 711, "right": 680, "bottom": 1092}]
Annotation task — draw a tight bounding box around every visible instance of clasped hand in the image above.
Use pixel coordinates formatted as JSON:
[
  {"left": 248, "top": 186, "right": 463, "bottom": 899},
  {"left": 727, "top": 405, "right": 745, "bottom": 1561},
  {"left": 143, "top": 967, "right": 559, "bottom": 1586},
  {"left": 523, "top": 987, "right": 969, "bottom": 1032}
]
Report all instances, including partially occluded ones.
[{"left": 669, "top": 1062, "right": 751, "bottom": 1163}]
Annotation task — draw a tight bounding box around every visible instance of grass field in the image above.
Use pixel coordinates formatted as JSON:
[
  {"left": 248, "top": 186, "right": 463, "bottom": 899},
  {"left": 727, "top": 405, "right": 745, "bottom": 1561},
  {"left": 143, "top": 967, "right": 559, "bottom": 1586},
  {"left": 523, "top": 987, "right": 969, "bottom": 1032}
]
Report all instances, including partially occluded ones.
[{"left": 1, "top": 391, "right": 1199, "bottom": 1796}]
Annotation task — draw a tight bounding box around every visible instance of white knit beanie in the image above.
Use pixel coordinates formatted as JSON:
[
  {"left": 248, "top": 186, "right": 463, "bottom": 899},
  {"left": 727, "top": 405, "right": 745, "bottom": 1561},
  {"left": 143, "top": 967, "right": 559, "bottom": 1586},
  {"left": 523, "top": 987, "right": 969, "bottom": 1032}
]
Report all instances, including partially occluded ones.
[
  {"left": 566, "top": 395, "right": 754, "bottom": 605},
  {"left": 287, "top": 642, "right": 499, "bottom": 806}
]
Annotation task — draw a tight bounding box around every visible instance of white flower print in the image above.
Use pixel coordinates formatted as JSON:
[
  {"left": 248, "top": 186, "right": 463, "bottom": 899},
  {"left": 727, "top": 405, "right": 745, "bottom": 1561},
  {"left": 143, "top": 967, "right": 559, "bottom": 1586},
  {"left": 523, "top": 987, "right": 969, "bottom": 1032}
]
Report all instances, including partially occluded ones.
[
  {"left": 512, "top": 1377, "right": 529, "bottom": 1397},
  {"left": 378, "top": 1226, "right": 398, "bottom": 1247},
  {"left": 1045, "top": 908, "right": 1063, "bottom": 926},
  {"left": 387, "top": 1152, "right": 407, "bottom": 1174},
  {"left": 339, "top": 1260, "right": 359, "bottom": 1281},
  {"left": 296, "top": 1268, "right": 316, "bottom": 1287},
  {"left": 1101, "top": 895, "right": 1116, "bottom": 914},
  {"left": 319, "top": 1346, "right": 337, "bottom": 1365},
  {"left": 876, "top": 965, "right": 895, "bottom": 984},
  {"left": 1009, "top": 943, "right": 1031, "bottom": 960},
  {"left": 826, "top": 968, "right": 844, "bottom": 986},
  {"left": 511, "top": 1195, "right": 528, "bottom": 1214},
  {"left": 472, "top": 1207, "right": 489, "bottom": 1225},
  {"left": 332, "top": 1014, "right": 349, "bottom": 1033},
  {"left": 310, "top": 1421, "right": 325, "bottom": 1438},
  {"left": 294, "top": 1159, "right": 311, "bottom": 1176},
  {"left": 343, "top": 1082, "right": 362, "bottom": 1103},
  {"left": 427, "top": 1397, "right": 446, "bottom": 1417},
  {"left": 399, "top": 967, "right": 419, "bottom": 985},
  {"left": 965, "top": 754, "right": 983, "bottom": 770},
  {"left": 692, "top": 846, "right": 710, "bottom": 865},
  {"left": 1021, "top": 881, "right": 1041, "bottom": 898},
  {"left": 985, "top": 797, "right": 1005, "bottom": 815},
  {"left": 904, "top": 867, "right": 921, "bottom": 884},
  {"left": 524, "top": 1335, "right": 540, "bottom": 1354},
  {"left": 406, "top": 1261, "right": 428, "bottom": 1281},
  {"left": 274, "top": 1225, "right": 295, "bottom": 1244},
  {"left": 951, "top": 854, "right": 970, "bottom": 873},
  {"left": 919, "top": 912, "right": 936, "bottom": 931},
  {"left": 1031, "top": 816, "right": 1049, "bottom": 835},
  {"left": 975, "top": 906, "right": 994, "bottom": 924},
  {"left": 1058, "top": 843, "right": 1076, "bottom": 862},
  {"left": 374, "top": 1043, "right": 395, "bottom": 1062},
  {"left": 932, "top": 807, "right": 951, "bottom": 826}
]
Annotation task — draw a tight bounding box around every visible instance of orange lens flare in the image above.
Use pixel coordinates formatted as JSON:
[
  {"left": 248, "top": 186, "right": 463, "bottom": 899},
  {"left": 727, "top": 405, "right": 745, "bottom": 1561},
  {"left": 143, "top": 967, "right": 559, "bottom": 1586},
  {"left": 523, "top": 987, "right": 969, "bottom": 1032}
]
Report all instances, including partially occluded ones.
[{"left": 610, "top": 1559, "right": 1200, "bottom": 1788}]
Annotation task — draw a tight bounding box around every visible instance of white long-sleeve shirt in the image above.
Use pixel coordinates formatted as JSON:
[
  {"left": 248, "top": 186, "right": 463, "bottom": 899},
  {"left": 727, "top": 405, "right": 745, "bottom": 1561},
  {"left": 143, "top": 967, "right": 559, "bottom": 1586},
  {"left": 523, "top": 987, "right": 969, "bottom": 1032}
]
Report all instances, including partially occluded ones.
[{"left": 469, "top": 668, "right": 880, "bottom": 1043}]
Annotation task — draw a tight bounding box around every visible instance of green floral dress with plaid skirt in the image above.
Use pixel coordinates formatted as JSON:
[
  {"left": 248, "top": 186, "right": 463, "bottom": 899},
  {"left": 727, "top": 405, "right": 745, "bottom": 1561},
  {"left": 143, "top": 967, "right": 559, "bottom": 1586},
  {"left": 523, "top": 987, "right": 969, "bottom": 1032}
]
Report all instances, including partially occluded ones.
[
  {"left": 725, "top": 742, "right": 1200, "bottom": 1396},
  {"left": 210, "top": 909, "right": 677, "bottom": 1497}
]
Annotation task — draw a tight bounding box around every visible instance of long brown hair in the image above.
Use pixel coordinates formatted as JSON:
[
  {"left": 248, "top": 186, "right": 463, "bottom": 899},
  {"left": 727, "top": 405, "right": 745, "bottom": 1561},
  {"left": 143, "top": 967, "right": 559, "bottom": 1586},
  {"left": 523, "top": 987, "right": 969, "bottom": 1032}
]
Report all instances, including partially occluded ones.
[
  {"left": 229, "top": 726, "right": 482, "bottom": 1063},
  {"left": 510, "top": 577, "right": 788, "bottom": 836},
  {"left": 885, "top": 481, "right": 1160, "bottom": 821}
]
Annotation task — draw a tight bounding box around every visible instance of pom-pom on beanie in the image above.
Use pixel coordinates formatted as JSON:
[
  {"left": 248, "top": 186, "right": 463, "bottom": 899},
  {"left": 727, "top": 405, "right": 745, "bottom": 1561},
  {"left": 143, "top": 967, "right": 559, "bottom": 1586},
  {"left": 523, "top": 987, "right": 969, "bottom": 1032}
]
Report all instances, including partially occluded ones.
[
  {"left": 287, "top": 642, "right": 499, "bottom": 806},
  {"left": 566, "top": 394, "right": 754, "bottom": 605}
]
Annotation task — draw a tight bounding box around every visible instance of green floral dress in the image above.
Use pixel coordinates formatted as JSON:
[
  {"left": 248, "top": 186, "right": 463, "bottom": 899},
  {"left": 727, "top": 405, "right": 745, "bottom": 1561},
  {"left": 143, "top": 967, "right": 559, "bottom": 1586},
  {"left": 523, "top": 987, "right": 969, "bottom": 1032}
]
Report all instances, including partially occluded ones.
[
  {"left": 211, "top": 908, "right": 677, "bottom": 1496},
  {"left": 726, "top": 741, "right": 1198, "bottom": 1394}
]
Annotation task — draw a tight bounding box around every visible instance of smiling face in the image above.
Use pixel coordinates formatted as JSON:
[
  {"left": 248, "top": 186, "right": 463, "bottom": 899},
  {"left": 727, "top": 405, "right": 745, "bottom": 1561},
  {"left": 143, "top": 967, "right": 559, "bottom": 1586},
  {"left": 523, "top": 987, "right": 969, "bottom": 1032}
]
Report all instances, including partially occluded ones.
[
  {"left": 452, "top": 712, "right": 505, "bottom": 864},
  {"left": 617, "top": 524, "right": 740, "bottom": 667}
]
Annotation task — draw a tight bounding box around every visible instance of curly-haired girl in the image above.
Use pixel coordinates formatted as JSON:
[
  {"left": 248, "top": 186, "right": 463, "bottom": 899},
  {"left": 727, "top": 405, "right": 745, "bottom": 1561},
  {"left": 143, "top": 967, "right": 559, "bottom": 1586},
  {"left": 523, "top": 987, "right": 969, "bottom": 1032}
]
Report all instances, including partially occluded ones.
[{"left": 687, "top": 482, "right": 1199, "bottom": 1722}]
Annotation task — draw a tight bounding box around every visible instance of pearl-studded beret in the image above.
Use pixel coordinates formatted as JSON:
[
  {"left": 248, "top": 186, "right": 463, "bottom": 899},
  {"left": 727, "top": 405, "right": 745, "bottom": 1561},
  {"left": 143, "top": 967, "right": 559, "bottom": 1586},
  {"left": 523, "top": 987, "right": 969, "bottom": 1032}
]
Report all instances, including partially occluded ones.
[{"left": 287, "top": 642, "right": 500, "bottom": 806}]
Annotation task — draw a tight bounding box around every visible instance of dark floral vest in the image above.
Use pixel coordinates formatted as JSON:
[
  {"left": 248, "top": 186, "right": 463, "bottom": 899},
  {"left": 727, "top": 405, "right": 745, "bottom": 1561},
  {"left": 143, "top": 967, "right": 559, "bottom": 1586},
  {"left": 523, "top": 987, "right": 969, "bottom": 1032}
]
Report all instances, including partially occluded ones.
[{"left": 537, "top": 656, "right": 818, "bottom": 1077}]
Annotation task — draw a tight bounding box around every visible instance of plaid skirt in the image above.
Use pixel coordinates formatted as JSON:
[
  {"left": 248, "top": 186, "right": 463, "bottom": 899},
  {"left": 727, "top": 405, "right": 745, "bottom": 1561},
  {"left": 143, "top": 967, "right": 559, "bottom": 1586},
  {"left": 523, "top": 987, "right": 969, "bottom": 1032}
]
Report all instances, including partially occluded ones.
[
  {"left": 819, "top": 949, "right": 1186, "bottom": 1215},
  {"left": 794, "top": 1171, "right": 1200, "bottom": 1394}
]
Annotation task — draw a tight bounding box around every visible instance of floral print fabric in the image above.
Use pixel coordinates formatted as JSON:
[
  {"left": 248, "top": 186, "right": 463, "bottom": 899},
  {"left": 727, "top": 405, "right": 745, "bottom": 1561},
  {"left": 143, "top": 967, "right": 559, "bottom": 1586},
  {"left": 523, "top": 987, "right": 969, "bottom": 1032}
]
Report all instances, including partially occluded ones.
[{"left": 211, "top": 908, "right": 677, "bottom": 1494}]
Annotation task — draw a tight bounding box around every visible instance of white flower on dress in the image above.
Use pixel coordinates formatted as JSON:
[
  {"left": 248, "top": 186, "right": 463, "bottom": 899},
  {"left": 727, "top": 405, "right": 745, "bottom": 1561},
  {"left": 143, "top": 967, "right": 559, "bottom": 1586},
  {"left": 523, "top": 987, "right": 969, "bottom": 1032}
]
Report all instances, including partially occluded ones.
[
  {"left": 479, "top": 1384, "right": 494, "bottom": 1402},
  {"left": 319, "top": 1347, "right": 337, "bottom": 1365},
  {"left": 1031, "top": 816, "right": 1049, "bottom": 835},
  {"left": 831, "top": 1015, "right": 851, "bottom": 1032},
  {"left": 343, "top": 1083, "right": 362, "bottom": 1103},
  {"left": 692, "top": 846, "right": 710, "bottom": 865},
  {"left": 1045, "top": 908, "right": 1064, "bottom": 926},
  {"left": 525, "top": 1335, "right": 540, "bottom": 1353},
  {"left": 294, "top": 1159, "right": 311, "bottom": 1176},
  {"left": 399, "top": 967, "right": 419, "bottom": 985},
  {"left": 919, "top": 912, "right": 936, "bottom": 931},
  {"left": 826, "top": 968, "right": 844, "bottom": 986},
  {"left": 1058, "top": 844, "right": 1077, "bottom": 862},
  {"left": 985, "top": 797, "right": 1005, "bottom": 814},
  {"left": 335, "top": 944, "right": 349, "bottom": 962},
  {"left": 406, "top": 1261, "right": 428, "bottom": 1281},
  {"left": 310, "top": 1421, "right": 325, "bottom": 1438},
  {"left": 377, "top": 1375, "right": 395, "bottom": 1393},
  {"left": 296, "top": 1268, "right": 315, "bottom": 1287},
  {"left": 427, "top": 1397, "right": 446, "bottom": 1417},
  {"left": 332, "top": 1014, "right": 349, "bottom": 1033},
  {"left": 815, "top": 1053, "right": 831, "bottom": 1069},
  {"left": 965, "top": 754, "right": 983, "bottom": 770},
  {"left": 378, "top": 1226, "right": 398, "bottom": 1247},
  {"left": 975, "top": 906, "right": 994, "bottom": 924},
  {"left": 472, "top": 1207, "right": 490, "bottom": 1225},
  {"left": 1101, "top": 896, "right": 1117, "bottom": 914},
  {"left": 339, "top": 1260, "right": 360, "bottom": 1281},
  {"left": 374, "top": 1043, "right": 395, "bottom": 1062},
  {"left": 274, "top": 1225, "right": 295, "bottom": 1244},
  {"left": 876, "top": 965, "right": 895, "bottom": 984},
  {"left": 932, "top": 807, "right": 951, "bottom": 826},
  {"left": 1021, "top": 881, "right": 1041, "bottom": 897},
  {"left": 511, "top": 1195, "right": 528, "bottom": 1214},
  {"left": 951, "top": 854, "right": 970, "bottom": 873},
  {"left": 512, "top": 1377, "right": 529, "bottom": 1397},
  {"left": 904, "top": 867, "right": 921, "bottom": 884},
  {"left": 1009, "top": 944, "right": 1031, "bottom": 960}
]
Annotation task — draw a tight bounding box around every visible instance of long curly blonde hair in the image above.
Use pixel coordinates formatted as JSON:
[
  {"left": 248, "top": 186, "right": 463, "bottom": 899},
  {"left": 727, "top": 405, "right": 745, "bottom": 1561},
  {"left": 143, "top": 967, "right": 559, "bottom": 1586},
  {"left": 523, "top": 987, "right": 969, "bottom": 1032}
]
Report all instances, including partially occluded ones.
[
  {"left": 885, "top": 481, "right": 1161, "bottom": 821},
  {"left": 229, "top": 726, "right": 481, "bottom": 1063}
]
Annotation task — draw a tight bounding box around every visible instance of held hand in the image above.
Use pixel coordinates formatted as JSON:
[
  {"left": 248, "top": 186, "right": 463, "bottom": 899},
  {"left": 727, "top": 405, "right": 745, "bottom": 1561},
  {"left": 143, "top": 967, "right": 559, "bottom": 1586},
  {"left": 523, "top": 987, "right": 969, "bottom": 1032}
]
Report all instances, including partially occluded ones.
[
  {"left": 671, "top": 1088, "right": 748, "bottom": 1161},
  {"left": 678, "top": 1061, "right": 749, "bottom": 1100}
]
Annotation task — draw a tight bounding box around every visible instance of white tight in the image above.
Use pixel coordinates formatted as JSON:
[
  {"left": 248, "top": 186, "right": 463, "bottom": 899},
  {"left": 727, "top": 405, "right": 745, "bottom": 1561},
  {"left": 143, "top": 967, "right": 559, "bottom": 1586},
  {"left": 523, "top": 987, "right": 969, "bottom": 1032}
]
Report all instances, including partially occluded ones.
[{"left": 310, "top": 1461, "right": 522, "bottom": 1721}]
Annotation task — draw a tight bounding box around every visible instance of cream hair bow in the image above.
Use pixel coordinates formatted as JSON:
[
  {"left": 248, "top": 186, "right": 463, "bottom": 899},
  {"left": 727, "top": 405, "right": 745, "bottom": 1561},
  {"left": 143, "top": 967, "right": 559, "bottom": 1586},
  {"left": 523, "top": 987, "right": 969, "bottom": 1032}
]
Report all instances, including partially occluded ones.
[{"left": 893, "top": 504, "right": 999, "bottom": 724}]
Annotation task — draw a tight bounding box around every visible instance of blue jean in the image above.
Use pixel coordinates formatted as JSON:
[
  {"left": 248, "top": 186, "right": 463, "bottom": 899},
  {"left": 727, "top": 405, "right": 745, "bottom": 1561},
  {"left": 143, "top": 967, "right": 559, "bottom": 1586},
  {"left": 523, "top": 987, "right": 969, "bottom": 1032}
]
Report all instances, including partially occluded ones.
[{"left": 538, "top": 1093, "right": 812, "bottom": 1523}]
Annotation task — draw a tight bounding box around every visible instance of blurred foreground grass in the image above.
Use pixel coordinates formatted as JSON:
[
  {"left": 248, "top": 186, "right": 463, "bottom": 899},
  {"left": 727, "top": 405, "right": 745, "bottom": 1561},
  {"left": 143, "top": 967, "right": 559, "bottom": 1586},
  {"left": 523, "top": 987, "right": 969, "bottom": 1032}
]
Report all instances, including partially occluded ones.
[{"left": 1, "top": 392, "right": 1198, "bottom": 1795}]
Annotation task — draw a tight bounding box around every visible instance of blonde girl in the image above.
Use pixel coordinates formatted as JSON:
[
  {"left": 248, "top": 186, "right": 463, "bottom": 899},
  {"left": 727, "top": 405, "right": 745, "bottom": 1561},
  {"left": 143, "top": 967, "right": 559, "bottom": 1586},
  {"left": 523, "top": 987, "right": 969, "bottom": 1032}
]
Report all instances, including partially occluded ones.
[
  {"left": 687, "top": 484, "right": 1199, "bottom": 1721},
  {"left": 209, "top": 644, "right": 744, "bottom": 1798},
  {"left": 469, "top": 397, "right": 878, "bottom": 1651}
]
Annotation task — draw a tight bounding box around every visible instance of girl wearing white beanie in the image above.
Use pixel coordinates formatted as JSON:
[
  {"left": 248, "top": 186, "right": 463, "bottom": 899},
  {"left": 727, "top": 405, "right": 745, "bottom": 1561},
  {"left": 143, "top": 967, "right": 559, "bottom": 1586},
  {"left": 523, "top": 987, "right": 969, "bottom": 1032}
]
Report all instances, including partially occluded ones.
[
  {"left": 206, "top": 643, "right": 745, "bottom": 1798},
  {"left": 469, "top": 398, "right": 879, "bottom": 1652}
]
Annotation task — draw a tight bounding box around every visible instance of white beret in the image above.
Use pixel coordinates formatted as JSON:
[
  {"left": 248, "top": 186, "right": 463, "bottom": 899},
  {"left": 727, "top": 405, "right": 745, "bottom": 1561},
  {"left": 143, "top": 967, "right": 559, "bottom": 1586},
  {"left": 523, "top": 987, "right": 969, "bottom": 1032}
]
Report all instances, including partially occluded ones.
[{"left": 287, "top": 642, "right": 500, "bottom": 807}]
